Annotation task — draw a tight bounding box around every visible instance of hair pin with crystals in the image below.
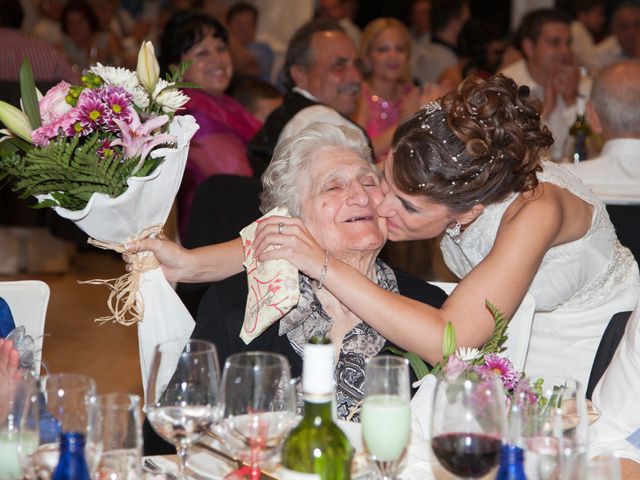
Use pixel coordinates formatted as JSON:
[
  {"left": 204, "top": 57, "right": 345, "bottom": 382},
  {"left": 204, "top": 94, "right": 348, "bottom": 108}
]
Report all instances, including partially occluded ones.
[{"left": 421, "top": 101, "right": 442, "bottom": 115}]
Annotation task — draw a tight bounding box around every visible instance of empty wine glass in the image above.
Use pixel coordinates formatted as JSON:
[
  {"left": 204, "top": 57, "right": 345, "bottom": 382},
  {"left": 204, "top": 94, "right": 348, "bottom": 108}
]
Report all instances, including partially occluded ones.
[
  {"left": 145, "top": 339, "right": 221, "bottom": 480},
  {"left": 0, "top": 370, "right": 38, "bottom": 480},
  {"left": 217, "top": 352, "right": 296, "bottom": 480},
  {"left": 94, "top": 393, "right": 143, "bottom": 480},
  {"left": 430, "top": 369, "right": 506, "bottom": 479},
  {"left": 361, "top": 355, "right": 411, "bottom": 480},
  {"left": 515, "top": 375, "right": 588, "bottom": 480},
  {"left": 24, "top": 373, "right": 101, "bottom": 479}
]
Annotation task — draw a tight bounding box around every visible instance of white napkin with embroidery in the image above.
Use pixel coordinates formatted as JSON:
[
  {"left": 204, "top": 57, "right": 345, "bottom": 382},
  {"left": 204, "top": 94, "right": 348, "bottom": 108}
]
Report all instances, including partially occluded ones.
[{"left": 239, "top": 207, "right": 300, "bottom": 344}]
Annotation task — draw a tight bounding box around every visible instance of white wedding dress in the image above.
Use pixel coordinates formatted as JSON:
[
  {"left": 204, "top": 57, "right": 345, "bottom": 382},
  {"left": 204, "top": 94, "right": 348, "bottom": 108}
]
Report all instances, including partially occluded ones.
[{"left": 440, "top": 162, "right": 640, "bottom": 387}]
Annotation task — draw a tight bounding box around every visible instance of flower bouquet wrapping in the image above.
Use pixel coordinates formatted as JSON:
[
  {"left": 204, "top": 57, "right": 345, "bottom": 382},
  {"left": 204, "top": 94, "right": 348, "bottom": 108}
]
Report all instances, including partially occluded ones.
[{"left": 0, "top": 43, "right": 199, "bottom": 394}]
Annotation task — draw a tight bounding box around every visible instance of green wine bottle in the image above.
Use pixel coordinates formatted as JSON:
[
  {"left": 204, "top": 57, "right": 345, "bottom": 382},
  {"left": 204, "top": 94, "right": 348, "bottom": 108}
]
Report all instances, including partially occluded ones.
[
  {"left": 280, "top": 340, "right": 353, "bottom": 480},
  {"left": 566, "top": 96, "right": 593, "bottom": 163}
]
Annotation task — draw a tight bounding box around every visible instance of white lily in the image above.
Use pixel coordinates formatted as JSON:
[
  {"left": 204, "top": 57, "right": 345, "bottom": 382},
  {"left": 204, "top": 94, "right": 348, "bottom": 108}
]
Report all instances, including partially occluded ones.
[
  {"left": 136, "top": 41, "right": 160, "bottom": 94},
  {"left": 0, "top": 101, "right": 33, "bottom": 143}
]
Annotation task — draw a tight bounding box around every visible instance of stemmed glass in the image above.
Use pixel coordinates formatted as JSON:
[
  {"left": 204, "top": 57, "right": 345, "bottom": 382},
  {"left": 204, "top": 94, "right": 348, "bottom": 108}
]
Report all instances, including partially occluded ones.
[
  {"left": 515, "top": 376, "right": 588, "bottom": 480},
  {"left": 361, "top": 355, "right": 411, "bottom": 480},
  {"left": 217, "top": 352, "right": 296, "bottom": 480},
  {"left": 21, "top": 373, "right": 101, "bottom": 479},
  {"left": 0, "top": 370, "right": 39, "bottom": 480},
  {"left": 430, "top": 369, "right": 506, "bottom": 479},
  {"left": 145, "top": 339, "right": 221, "bottom": 480},
  {"left": 94, "top": 393, "right": 143, "bottom": 480}
]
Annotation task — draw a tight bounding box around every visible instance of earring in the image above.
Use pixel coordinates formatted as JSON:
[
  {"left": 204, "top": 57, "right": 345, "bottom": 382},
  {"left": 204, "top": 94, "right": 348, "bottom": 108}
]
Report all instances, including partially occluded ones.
[{"left": 445, "top": 221, "right": 462, "bottom": 243}]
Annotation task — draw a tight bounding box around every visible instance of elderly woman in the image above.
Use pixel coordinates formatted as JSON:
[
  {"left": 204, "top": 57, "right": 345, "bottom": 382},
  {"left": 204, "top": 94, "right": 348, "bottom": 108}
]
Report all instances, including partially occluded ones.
[
  {"left": 142, "top": 122, "right": 446, "bottom": 454},
  {"left": 194, "top": 123, "right": 446, "bottom": 414}
]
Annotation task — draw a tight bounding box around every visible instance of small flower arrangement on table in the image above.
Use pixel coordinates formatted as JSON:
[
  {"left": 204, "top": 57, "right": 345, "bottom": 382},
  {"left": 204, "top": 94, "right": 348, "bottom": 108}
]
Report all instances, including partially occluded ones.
[{"left": 0, "top": 42, "right": 200, "bottom": 394}]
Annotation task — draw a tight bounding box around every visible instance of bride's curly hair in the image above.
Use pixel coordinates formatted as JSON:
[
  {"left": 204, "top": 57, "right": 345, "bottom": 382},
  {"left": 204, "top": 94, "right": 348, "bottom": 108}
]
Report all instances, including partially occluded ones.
[{"left": 390, "top": 74, "right": 554, "bottom": 212}]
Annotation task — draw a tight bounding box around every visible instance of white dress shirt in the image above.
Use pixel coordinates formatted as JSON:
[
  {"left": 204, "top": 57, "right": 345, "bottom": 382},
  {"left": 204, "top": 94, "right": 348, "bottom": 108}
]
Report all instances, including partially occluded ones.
[
  {"left": 501, "top": 59, "right": 580, "bottom": 161},
  {"left": 277, "top": 87, "right": 366, "bottom": 145},
  {"left": 564, "top": 138, "right": 640, "bottom": 205}
]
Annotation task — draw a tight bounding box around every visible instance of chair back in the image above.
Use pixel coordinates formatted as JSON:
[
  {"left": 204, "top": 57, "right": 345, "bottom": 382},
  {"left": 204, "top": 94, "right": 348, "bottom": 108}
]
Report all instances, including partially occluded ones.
[
  {"left": 428, "top": 281, "right": 536, "bottom": 372},
  {"left": 0, "top": 280, "right": 50, "bottom": 374},
  {"left": 606, "top": 204, "right": 640, "bottom": 263}
]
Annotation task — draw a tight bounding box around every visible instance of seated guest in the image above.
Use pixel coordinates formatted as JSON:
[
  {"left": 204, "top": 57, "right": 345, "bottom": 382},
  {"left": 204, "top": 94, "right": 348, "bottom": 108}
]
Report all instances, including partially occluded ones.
[
  {"left": 193, "top": 122, "right": 447, "bottom": 420},
  {"left": 565, "top": 61, "right": 640, "bottom": 204},
  {"left": 159, "top": 11, "right": 262, "bottom": 237},
  {"left": 247, "top": 19, "right": 368, "bottom": 177},
  {"left": 355, "top": 17, "right": 444, "bottom": 161},
  {"left": 501, "top": 9, "right": 583, "bottom": 162},
  {"left": 611, "top": 2, "right": 640, "bottom": 61}
]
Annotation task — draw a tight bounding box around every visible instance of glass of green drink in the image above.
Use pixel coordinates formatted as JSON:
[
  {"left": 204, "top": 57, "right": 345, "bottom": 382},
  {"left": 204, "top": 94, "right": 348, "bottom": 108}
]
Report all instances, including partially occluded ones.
[{"left": 361, "top": 355, "right": 411, "bottom": 480}]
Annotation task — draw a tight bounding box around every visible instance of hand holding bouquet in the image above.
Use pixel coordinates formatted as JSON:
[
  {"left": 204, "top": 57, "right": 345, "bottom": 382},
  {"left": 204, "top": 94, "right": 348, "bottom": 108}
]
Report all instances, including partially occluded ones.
[{"left": 0, "top": 42, "right": 200, "bottom": 393}]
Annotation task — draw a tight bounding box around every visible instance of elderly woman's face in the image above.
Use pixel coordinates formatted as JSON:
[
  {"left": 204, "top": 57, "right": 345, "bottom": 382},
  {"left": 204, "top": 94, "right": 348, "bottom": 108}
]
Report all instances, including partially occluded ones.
[
  {"left": 182, "top": 33, "right": 232, "bottom": 97},
  {"left": 299, "top": 146, "right": 387, "bottom": 257}
]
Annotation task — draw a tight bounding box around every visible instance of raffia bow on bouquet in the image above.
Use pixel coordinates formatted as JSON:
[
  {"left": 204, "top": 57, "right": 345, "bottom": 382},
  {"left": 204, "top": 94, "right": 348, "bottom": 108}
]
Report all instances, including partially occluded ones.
[{"left": 0, "top": 42, "right": 199, "bottom": 395}]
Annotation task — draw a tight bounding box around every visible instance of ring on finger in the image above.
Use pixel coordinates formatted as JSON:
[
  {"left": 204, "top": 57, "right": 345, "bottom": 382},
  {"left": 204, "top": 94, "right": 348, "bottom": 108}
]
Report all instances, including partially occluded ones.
[{"left": 278, "top": 222, "right": 284, "bottom": 235}]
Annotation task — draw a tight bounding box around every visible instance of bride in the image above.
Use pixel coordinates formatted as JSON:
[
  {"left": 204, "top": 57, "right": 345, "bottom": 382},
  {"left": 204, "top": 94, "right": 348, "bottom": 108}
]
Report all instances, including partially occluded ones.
[{"left": 130, "top": 74, "right": 639, "bottom": 388}]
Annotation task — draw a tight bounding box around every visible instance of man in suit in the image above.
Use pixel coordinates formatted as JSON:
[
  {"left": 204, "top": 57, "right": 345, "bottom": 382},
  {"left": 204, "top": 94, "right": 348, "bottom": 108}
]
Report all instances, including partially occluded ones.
[{"left": 248, "top": 19, "right": 367, "bottom": 176}]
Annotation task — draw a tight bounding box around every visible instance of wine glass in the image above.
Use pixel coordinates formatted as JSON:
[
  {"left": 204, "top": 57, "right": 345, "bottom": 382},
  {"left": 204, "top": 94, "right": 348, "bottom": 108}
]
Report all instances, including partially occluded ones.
[
  {"left": 0, "top": 370, "right": 38, "bottom": 480},
  {"left": 145, "top": 339, "right": 221, "bottom": 480},
  {"left": 217, "top": 352, "right": 296, "bottom": 480},
  {"left": 23, "top": 373, "right": 101, "bottom": 479},
  {"left": 430, "top": 369, "right": 506, "bottom": 479},
  {"left": 94, "top": 393, "right": 143, "bottom": 480},
  {"left": 515, "top": 376, "right": 588, "bottom": 480},
  {"left": 361, "top": 355, "right": 411, "bottom": 480}
]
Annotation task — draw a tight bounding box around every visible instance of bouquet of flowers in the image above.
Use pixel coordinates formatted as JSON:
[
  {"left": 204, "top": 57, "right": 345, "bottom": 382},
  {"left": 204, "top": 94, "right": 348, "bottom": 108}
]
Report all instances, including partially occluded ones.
[{"left": 0, "top": 42, "right": 200, "bottom": 394}]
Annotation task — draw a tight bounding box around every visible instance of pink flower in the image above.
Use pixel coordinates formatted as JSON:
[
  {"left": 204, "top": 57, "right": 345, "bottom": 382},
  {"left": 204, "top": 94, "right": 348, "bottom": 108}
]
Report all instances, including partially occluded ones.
[
  {"left": 76, "top": 89, "right": 107, "bottom": 129},
  {"left": 39, "top": 81, "right": 72, "bottom": 124},
  {"left": 31, "top": 110, "right": 76, "bottom": 146},
  {"left": 480, "top": 354, "right": 519, "bottom": 390},
  {"left": 110, "top": 110, "right": 175, "bottom": 169},
  {"left": 99, "top": 86, "right": 133, "bottom": 131},
  {"left": 443, "top": 354, "right": 468, "bottom": 380}
]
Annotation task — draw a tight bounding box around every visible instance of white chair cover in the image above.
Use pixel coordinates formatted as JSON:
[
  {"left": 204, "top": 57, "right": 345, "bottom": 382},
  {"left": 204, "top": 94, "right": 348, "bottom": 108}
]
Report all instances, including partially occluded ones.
[{"left": 0, "top": 280, "right": 49, "bottom": 374}]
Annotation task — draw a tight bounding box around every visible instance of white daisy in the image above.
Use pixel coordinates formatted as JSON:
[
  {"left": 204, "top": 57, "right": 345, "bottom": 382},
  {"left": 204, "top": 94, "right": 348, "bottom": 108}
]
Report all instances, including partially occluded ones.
[
  {"left": 455, "top": 346, "right": 481, "bottom": 362},
  {"left": 90, "top": 64, "right": 150, "bottom": 110},
  {"left": 152, "top": 79, "right": 190, "bottom": 113}
]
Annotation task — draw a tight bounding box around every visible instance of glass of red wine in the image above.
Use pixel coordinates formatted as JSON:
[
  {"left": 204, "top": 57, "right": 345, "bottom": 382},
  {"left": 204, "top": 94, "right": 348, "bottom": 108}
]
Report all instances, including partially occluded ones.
[{"left": 430, "top": 368, "right": 506, "bottom": 479}]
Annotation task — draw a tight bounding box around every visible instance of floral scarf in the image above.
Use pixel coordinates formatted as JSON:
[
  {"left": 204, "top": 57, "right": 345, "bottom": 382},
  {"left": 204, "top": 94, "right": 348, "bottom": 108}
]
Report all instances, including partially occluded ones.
[{"left": 279, "top": 259, "right": 399, "bottom": 420}]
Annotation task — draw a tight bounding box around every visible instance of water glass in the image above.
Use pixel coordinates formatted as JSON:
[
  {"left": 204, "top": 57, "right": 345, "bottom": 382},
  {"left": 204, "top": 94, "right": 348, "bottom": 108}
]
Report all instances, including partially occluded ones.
[
  {"left": 94, "top": 394, "right": 143, "bottom": 480},
  {"left": 361, "top": 356, "right": 411, "bottom": 480},
  {"left": 0, "top": 370, "right": 38, "bottom": 480},
  {"left": 217, "top": 352, "right": 296, "bottom": 480},
  {"left": 515, "top": 376, "right": 588, "bottom": 480},
  {"left": 25, "top": 373, "right": 101, "bottom": 479},
  {"left": 430, "top": 369, "right": 506, "bottom": 479},
  {"left": 146, "top": 339, "right": 221, "bottom": 480},
  {"left": 583, "top": 452, "right": 621, "bottom": 480}
]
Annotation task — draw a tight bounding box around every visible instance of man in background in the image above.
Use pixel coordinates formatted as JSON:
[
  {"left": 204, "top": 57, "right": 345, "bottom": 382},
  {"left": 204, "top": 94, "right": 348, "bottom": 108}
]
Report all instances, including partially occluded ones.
[
  {"left": 247, "top": 20, "right": 367, "bottom": 177},
  {"left": 565, "top": 60, "right": 640, "bottom": 205},
  {"left": 501, "top": 8, "right": 581, "bottom": 161}
]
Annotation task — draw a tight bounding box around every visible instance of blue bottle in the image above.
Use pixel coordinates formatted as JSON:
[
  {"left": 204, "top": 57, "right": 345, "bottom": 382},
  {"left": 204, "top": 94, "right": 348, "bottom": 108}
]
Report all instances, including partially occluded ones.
[
  {"left": 495, "top": 444, "right": 527, "bottom": 480},
  {"left": 52, "top": 432, "right": 91, "bottom": 480}
]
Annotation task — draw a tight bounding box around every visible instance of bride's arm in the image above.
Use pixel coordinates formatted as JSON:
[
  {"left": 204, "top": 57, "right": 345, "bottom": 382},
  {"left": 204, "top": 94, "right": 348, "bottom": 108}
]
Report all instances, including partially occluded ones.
[
  {"left": 128, "top": 237, "right": 245, "bottom": 283},
  {"left": 255, "top": 200, "right": 562, "bottom": 364}
]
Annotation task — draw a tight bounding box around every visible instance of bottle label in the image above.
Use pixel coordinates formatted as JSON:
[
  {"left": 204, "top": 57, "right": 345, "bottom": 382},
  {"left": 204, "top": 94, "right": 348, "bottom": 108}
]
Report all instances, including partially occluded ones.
[{"left": 280, "top": 468, "right": 322, "bottom": 480}]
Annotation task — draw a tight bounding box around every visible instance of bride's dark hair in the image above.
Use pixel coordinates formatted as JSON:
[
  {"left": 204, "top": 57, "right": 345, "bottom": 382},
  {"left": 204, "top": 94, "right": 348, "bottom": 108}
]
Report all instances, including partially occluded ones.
[{"left": 390, "top": 74, "right": 553, "bottom": 212}]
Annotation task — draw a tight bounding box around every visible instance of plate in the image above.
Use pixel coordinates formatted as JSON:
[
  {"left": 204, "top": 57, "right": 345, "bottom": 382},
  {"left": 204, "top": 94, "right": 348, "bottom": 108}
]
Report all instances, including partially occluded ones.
[{"left": 186, "top": 448, "right": 234, "bottom": 480}]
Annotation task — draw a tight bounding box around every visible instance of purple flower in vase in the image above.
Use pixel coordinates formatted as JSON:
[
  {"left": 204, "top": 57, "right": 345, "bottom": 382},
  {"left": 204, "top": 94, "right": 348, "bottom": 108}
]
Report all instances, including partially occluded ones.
[
  {"left": 96, "top": 138, "right": 119, "bottom": 161},
  {"left": 479, "top": 354, "right": 519, "bottom": 390},
  {"left": 443, "top": 354, "right": 468, "bottom": 379}
]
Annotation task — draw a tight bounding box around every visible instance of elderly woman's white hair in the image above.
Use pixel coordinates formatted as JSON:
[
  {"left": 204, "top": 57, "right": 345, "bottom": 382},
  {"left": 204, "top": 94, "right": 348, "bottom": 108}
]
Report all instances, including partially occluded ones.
[{"left": 260, "top": 123, "right": 374, "bottom": 215}]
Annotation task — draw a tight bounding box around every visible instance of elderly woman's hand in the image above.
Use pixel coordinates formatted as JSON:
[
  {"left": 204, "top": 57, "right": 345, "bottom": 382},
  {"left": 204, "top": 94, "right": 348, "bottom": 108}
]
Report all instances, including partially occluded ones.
[
  {"left": 123, "top": 237, "right": 193, "bottom": 283},
  {"left": 254, "top": 216, "right": 328, "bottom": 280}
]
